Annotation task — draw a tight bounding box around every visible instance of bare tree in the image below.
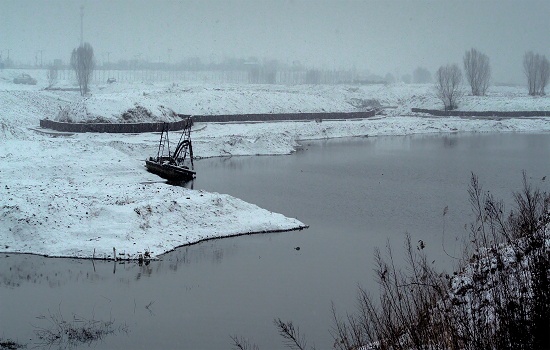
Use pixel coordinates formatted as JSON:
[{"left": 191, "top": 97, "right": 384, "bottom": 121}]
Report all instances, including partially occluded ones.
[
  {"left": 463, "top": 48, "right": 491, "bottom": 96},
  {"left": 274, "top": 318, "right": 313, "bottom": 350},
  {"left": 524, "top": 51, "right": 540, "bottom": 96},
  {"left": 71, "top": 42, "right": 95, "bottom": 96},
  {"left": 47, "top": 65, "right": 58, "bottom": 88},
  {"left": 435, "top": 64, "right": 463, "bottom": 110},
  {"left": 537, "top": 55, "right": 549, "bottom": 95},
  {"left": 524, "top": 52, "right": 550, "bottom": 96},
  {"left": 231, "top": 335, "right": 260, "bottom": 350}
]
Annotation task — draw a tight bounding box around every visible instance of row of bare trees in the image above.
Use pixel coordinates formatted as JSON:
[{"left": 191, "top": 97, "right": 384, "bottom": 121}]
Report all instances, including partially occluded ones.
[
  {"left": 66, "top": 42, "right": 549, "bottom": 105},
  {"left": 436, "top": 49, "right": 550, "bottom": 110},
  {"left": 438, "top": 50, "right": 550, "bottom": 99},
  {"left": 434, "top": 48, "right": 491, "bottom": 110},
  {"left": 523, "top": 51, "right": 550, "bottom": 96}
]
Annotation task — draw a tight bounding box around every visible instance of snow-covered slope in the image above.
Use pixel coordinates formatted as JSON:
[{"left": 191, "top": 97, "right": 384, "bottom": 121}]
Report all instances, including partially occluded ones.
[
  {"left": 1, "top": 71, "right": 549, "bottom": 259},
  {"left": 0, "top": 136, "right": 306, "bottom": 259}
]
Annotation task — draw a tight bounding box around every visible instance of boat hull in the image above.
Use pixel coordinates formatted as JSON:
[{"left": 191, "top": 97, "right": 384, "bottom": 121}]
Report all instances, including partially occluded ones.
[{"left": 145, "top": 160, "right": 196, "bottom": 181}]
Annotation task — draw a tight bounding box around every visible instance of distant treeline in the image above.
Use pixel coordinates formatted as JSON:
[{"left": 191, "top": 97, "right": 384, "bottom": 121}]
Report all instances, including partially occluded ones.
[{"left": 30, "top": 68, "right": 386, "bottom": 85}]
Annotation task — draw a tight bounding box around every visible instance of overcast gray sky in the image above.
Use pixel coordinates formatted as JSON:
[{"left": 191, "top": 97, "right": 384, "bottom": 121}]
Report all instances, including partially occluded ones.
[{"left": 2, "top": 0, "right": 550, "bottom": 83}]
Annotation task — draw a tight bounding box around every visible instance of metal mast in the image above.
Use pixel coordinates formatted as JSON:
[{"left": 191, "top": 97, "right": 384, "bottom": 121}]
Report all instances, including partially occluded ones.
[{"left": 80, "top": 5, "right": 84, "bottom": 45}]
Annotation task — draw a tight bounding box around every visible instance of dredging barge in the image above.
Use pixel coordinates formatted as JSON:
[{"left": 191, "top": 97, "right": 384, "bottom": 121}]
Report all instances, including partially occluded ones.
[{"left": 145, "top": 117, "right": 195, "bottom": 181}]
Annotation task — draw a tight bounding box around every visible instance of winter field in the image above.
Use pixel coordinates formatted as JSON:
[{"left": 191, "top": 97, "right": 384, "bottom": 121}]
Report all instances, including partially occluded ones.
[{"left": 1, "top": 68, "right": 550, "bottom": 260}]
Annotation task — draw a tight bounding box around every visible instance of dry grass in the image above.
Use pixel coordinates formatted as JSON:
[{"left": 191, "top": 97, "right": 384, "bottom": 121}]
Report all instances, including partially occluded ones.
[
  {"left": 33, "top": 309, "right": 128, "bottom": 349},
  {"left": 330, "top": 172, "right": 550, "bottom": 350}
]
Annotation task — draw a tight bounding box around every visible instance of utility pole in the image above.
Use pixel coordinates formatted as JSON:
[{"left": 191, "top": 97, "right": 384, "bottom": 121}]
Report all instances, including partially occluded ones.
[
  {"left": 80, "top": 5, "right": 84, "bottom": 45},
  {"left": 106, "top": 51, "right": 111, "bottom": 65},
  {"left": 39, "top": 50, "right": 44, "bottom": 67}
]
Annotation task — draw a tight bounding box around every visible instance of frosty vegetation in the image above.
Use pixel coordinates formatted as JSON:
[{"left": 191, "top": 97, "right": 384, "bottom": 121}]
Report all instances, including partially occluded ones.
[
  {"left": 329, "top": 173, "right": 549, "bottom": 350},
  {"left": 33, "top": 310, "right": 127, "bottom": 349},
  {"left": 56, "top": 100, "right": 180, "bottom": 124}
]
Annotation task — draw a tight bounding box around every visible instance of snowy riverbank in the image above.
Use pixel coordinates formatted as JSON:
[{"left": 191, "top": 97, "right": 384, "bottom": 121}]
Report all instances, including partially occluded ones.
[{"left": 1, "top": 74, "right": 550, "bottom": 259}]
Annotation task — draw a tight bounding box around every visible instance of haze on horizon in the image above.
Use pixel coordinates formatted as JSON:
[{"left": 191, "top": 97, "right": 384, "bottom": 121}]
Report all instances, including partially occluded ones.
[{"left": 2, "top": 0, "right": 550, "bottom": 84}]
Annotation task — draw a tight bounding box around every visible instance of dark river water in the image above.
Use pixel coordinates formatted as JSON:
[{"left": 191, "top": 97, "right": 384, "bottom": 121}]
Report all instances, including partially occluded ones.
[{"left": 1, "top": 133, "right": 549, "bottom": 349}]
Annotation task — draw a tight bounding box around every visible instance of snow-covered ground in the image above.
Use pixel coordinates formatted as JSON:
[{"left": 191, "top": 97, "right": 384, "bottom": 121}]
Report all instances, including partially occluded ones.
[{"left": 1, "top": 68, "right": 550, "bottom": 259}]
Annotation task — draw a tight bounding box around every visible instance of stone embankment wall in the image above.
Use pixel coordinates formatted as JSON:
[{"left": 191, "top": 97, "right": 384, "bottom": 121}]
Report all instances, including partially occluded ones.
[
  {"left": 411, "top": 108, "right": 550, "bottom": 117},
  {"left": 40, "top": 111, "right": 376, "bottom": 133},
  {"left": 39, "top": 118, "right": 192, "bottom": 133},
  {"left": 187, "top": 111, "right": 376, "bottom": 123}
]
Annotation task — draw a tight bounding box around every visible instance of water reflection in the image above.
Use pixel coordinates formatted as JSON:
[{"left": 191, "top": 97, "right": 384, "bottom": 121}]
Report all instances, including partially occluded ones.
[
  {"left": 443, "top": 135, "right": 458, "bottom": 148},
  {"left": 0, "top": 254, "right": 111, "bottom": 288},
  {"left": 0, "top": 240, "right": 239, "bottom": 288}
]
